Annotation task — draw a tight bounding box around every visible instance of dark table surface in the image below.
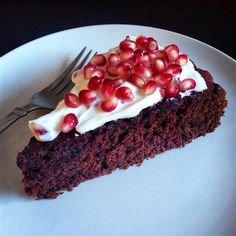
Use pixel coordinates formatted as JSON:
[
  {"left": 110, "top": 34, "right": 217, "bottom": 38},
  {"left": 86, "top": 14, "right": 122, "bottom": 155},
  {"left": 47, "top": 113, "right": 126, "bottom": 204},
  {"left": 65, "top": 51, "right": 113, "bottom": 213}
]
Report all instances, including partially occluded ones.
[{"left": 0, "top": 0, "right": 235, "bottom": 59}]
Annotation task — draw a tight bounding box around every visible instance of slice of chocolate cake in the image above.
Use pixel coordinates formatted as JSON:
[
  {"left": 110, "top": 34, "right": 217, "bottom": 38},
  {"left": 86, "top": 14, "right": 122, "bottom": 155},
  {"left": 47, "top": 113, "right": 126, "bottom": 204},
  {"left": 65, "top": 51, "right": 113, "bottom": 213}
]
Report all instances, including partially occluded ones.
[{"left": 17, "top": 36, "right": 227, "bottom": 199}]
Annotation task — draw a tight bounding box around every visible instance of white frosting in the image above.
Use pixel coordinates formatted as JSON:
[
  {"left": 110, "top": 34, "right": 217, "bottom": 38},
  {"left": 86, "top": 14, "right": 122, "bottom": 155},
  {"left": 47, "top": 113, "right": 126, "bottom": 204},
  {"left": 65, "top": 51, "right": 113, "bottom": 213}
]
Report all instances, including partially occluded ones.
[{"left": 29, "top": 49, "right": 207, "bottom": 142}]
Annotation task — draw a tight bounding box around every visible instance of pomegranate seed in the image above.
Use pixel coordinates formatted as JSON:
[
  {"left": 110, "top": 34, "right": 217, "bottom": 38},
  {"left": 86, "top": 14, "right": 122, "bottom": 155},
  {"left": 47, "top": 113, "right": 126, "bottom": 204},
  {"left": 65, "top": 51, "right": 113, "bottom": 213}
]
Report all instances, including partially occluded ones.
[
  {"left": 136, "top": 55, "right": 150, "bottom": 66},
  {"left": 79, "top": 89, "right": 97, "bottom": 104},
  {"left": 155, "top": 50, "right": 169, "bottom": 61},
  {"left": 117, "top": 64, "right": 131, "bottom": 80},
  {"left": 90, "top": 68, "right": 105, "bottom": 79},
  {"left": 90, "top": 54, "right": 107, "bottom": 66},
  {"left": 175, "top": 54, "right": 188, "bottom": 66},
  {"left": 88, "top": 76, "right": 103, "bottom": 90},
  {"left": 164, "top": 82, "right": 180, "bottom": 98},
  {"left": 147, "top": 37, "right": 158, "bottom": 51},
  {"left": 106, "top": 65, "right": 118, "bottom": 76},
  {"left": 35, "top": 128, "right": 47, "bottom": 136},
  {"left": 101, "top": 96, "right": 118, "bottom": 112},
  {"left": 115, "top": 86, "right": 134, "bottom": 102},
  {"left": 113, "top": 78, "right": 124, "bottom": 88},
  {"left": 64, "top": 92, "right": 80, "bottom": 108},
  {"left": 128, "top": 74, "right": 146, "bottom": 89},
  {"left": 153, "top": 73, "right": 173, "bottom": 88},
  {"left": 119, "top": 60, "right": 134, "bottom": 69},
  {"left": 102, "top": 78, "right": 115, "bottom": 97},
  {"left": 120, "top": 48, "right": 134, "bottom": 61},
  {"left": 179, "top": 78, "right": 196, "bottom": 92},
  {"left": 83, "top": 64, "right": 96, "bottom": 80},
  {"left": 61, "top": 113, "right": 78, "bottom": 133},
  {"left": 164, "top": 44, "right": 179, "bottom": 61},
  {"left": 144, "top": 51, "right": 157, "bottom": 63},
  {"left": 133, "top": 49, "right": 143, "bottom": 61},
  {"left": 160, "top": 88, "right": 166, "bottom": 97},
  {"left": 119, "top": 39, "right": 136, "bottom": 51},
  {"left": 150, "top": 63, "right": 156, "bottom": 75},
  {"left": 136, "top": 35, "right": 149, "bottom": 50},
  {"left": 133, "top": 63, "right": 152, "bottom": 78},
  {"left": 154, "top": 58, "right": 167, "bottom": 74},
  {"left": 165, "top": 64, "right": 182, "bottom": 75},
  {"left": 108, "top": 53, "right": 121, "bottom": 66},
  {"left": 143, "top": 80, "right": 157, "bottom": 95}
]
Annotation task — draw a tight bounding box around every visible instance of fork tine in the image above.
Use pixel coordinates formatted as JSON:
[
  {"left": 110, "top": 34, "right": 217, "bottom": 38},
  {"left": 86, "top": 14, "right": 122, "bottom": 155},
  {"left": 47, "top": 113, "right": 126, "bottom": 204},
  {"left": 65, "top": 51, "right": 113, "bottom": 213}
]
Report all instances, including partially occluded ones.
[
  {"left": 58, "top": 51, "right": 96, "bottom": 94},
  {"left": 62, "top": 80, "right": 75, "bottom": 94},
  {"left": 74, "top": 49, "right": 94, "bottom": 71},
  {"left": 55, "top": 49, "right": 93, "bottom": 95},
  {"left": 47, "top": 47, "right": 86, "bottom": 91}
]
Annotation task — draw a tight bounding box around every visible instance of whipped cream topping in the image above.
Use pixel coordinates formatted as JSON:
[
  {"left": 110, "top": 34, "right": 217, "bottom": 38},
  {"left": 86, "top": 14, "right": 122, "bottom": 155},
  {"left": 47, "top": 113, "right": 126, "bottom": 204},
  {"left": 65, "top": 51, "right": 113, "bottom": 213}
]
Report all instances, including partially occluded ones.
[{"left": 29, "top": 42, "right": 207, "bottom": 142}]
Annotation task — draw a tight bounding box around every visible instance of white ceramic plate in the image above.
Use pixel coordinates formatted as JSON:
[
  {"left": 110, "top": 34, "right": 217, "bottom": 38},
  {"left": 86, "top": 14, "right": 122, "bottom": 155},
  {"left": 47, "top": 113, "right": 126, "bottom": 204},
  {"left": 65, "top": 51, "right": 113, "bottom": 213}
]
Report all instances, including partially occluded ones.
[{"left": 0, "top": 24, "right": 235, "bottom": 236}]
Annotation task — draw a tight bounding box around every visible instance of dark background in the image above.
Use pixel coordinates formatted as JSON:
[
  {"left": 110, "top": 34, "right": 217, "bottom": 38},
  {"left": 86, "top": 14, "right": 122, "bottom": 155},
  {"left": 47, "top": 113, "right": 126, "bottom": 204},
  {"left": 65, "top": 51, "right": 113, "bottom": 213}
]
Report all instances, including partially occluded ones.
[{"left": 0, "top": 0, "right": 235, "bottom": 59}]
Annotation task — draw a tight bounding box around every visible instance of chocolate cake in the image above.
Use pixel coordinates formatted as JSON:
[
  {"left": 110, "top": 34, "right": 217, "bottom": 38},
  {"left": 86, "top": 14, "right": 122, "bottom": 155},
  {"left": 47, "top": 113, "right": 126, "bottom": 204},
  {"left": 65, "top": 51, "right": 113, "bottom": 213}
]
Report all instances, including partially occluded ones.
[{"left": 17, "top": 36, "right": 227, "bottom": 199}]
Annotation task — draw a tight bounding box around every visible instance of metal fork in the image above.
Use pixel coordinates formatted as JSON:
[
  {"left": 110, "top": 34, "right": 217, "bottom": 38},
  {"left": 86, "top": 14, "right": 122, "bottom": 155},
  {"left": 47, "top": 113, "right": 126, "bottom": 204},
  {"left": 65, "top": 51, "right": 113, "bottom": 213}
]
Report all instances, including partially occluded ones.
[{"left": 0, "top": 47, "right": 93, "bottom": 134}]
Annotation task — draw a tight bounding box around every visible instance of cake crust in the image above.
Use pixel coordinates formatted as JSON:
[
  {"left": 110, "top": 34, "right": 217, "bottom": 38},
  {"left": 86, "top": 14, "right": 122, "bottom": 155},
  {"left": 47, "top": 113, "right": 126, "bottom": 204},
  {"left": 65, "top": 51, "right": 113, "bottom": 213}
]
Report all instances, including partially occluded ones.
[{"left": 17, "top": 68, "right": 227, "bottom": 199}]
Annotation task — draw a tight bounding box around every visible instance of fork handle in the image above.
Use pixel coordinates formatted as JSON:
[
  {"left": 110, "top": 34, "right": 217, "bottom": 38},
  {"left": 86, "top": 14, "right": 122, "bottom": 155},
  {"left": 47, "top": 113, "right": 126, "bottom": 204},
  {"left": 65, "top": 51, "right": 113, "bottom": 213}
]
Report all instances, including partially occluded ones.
[{"left": 0, "top": 103, "right": 38, "bottom": 134}]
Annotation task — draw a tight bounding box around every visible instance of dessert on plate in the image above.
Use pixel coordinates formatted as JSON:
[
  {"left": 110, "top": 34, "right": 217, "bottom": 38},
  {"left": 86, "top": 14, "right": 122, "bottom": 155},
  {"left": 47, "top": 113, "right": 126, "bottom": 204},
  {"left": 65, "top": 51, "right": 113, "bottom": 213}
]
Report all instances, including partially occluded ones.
[{"left": 17, "top": 35, "right": 227, "bottom": 199}]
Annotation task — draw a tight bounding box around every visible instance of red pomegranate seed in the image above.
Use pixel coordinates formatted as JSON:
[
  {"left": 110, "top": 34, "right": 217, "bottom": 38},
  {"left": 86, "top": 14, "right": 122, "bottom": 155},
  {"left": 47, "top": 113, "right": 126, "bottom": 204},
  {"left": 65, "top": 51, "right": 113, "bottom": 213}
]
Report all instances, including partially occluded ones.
[
  {"left": 136, "top": 35, "right": 149, "bottom": 50},
  {"left": 179, "top": 78, "right": 196, "bottom": 92},
  {"left": 120, "top": 60, "right": 134, "bottom": 69},
  {"left": 154, "top": 58, "right": 167, "bottom": 74},
  {"left": 128, "top": 74, "right": 146, "bottom": 88},
  {"left": 165, "top": 64, "right": 182, "bottom": 75},
  {"left": 175, "top": 54, "right": 188, "bottom": 66},
  {"left": 164, "top": 82, "right": 180, "bottom": 98},
  {"left": 133, "top": 49, "right": 143, "bottom": 61},
  {"left": 106, "top": 65, "right": 118, "bottom": 76},
  {"left": 79, "top": 89, "right": 97, "bottom": 104},
  {"left": 136, "top": 55, "right": 150, "bottom": 66},
  {"left": 160, "top": 88, "right": 166, "bottom": 97},
  {"left": 61, "top": 113, "right": 78, "bottom": 133},
  {"left": 102, "top": 78, "right": 115, "bottom": 97},
  {"left": 153, "top": 73, "right": 173, "bottom": 88},
  {"left": 119, "top": 39, "right": 136, "bottom": 51},
  {"left": 120, "top": 48, "right": 134, "bottom": 61},
  {"left": 90, "top": 68, "right": 105, "bottom": 79},
  {"left": 144, "top": 51, "right": 157, "bottom": 63},
  {"left": 147, "top": 37, "right": 158, "bottom": 51},
  {"left": 64, "top": 92, "right": 80, "bottom": 108},
  {"left": 90, "top": 54, "right": 107, "bottom": 66},
  {"left": 143, "top": 80, "right": 157, "bottom": 95},
  {"left": 117, "top": 64, "right": 131, "bottom": 80},
  {"left": 108, "top": 53, "right": 121, "bottom": 66},
  {"left": 83, "top": 64, "right": 96, "bottom": 80},
  {"left": 115, "top": 86, "right": 134, "bottom": 102},
  {"left": 155, "top": 50, "right": 169, "bottom": 63},
  {"left": 155, "top": 50, "right": 167, "bottom": 58},
  {"left": 164, "top": 44, "right": 180, "bottom": 61},
  {"left": 101, "top": 96, "right": 118, "bottom": 112},
  {"left": 88, "top": 76, "right": 103, "bottom": 90},
  {"left": 113, "top": 78, "right": 124, "bottom": 88},
  {"left": 35, "top": 128, "right": 47, "bottom": 136},
  {"left": 133, "top": 63, "right": 152, "bottom": 78}
]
